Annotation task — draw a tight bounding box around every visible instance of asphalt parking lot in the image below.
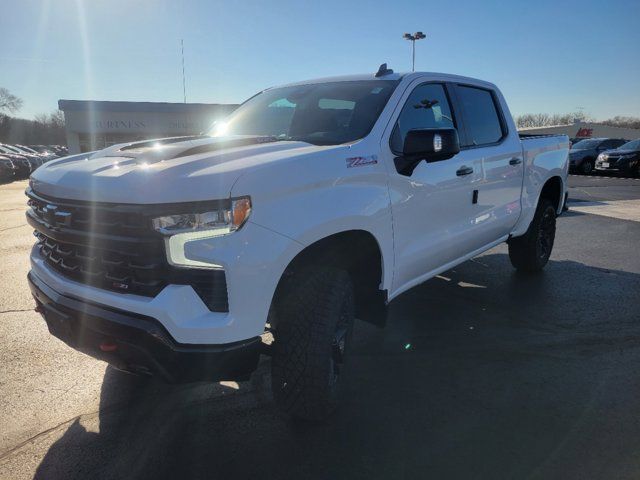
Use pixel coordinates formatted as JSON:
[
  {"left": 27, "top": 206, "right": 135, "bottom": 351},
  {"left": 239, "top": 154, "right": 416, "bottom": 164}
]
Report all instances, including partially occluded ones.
[{"left": 1, "top": 175, "right": 640, "bottom": 480}]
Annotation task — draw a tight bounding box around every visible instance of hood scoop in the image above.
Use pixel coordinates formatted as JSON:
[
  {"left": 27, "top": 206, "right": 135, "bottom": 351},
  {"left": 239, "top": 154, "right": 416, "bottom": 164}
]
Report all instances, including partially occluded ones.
[
  {"left": 118, "top": 135, "right": 207, "bottom": 151},
  {"left": 167, "top": 136, "right": 279, "bottom": 159}
]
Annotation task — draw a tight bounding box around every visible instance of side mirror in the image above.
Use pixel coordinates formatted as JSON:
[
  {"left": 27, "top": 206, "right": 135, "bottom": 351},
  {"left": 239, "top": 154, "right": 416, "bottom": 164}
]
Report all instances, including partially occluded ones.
[{"left": 394, "top": 128, "right": 460, "bottom": 176}]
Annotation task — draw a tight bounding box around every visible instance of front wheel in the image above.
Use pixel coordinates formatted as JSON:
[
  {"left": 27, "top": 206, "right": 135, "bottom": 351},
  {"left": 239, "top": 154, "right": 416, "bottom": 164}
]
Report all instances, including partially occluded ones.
[
  {"left": 580, "top": 159, "right": 594, "bottom": 175},
  {"left": 508, "top": 198, "right": 557, "bottom": 272},
  {"left": 271, "top": 267, "right": 355, "bottom": 421}
]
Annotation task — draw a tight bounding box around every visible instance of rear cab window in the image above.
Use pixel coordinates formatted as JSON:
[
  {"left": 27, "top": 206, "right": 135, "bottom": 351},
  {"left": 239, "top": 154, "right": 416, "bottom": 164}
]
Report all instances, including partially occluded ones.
[{"left": 455, "top": 85, "right": 506, "bottom": 147}]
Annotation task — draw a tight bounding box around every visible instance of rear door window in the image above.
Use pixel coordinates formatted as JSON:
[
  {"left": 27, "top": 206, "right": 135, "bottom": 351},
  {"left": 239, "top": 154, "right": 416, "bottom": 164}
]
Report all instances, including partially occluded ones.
[{"left": 456, "top": 86, "right": 505, "bottom": 147}]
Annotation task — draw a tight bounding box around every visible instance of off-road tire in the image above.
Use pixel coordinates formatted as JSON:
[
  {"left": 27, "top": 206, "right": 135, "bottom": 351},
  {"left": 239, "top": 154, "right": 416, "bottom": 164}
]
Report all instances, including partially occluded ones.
[
  {"left": 508, "top": 198, "right": 557, "bottom": 272},
  {"left": 271, "top": 267, "right": 355, "bottom": 421}
]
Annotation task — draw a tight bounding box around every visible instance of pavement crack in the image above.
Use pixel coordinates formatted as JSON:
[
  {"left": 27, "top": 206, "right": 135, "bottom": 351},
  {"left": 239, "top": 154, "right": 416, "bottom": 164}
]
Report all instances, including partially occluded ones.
[
  {"left": 0, "top": 224, "right": 27, "bottom": 233},
  {"left": 0, "top": 309, "right": 33, "bottom": 314},
  {"left": 0, "top": 412, "right": 96, "bottom": 461}
]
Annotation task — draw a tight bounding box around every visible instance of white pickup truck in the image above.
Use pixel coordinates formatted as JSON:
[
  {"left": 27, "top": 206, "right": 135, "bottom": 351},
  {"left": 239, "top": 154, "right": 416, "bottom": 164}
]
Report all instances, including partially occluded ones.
[{"left": 27, "top": 66, "right": 569, "bottom": 420}]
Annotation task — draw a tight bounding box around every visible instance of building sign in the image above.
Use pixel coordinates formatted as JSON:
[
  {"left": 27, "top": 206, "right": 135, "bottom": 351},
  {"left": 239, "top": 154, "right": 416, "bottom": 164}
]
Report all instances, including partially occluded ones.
[
  {"left": 576, "top": 127, "right": 593, "bottom": 138},
  {"left": 95, "top": 120, "right": 147, "bottom": 130},
  {"left": 92, "top": 119, "right": 206, "bottom": 131}
]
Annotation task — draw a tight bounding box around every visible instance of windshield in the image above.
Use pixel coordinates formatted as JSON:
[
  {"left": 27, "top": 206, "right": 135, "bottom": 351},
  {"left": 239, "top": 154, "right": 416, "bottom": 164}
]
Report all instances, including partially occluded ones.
[
  {"left": 619, "top": 139, "right": 640, "bottom": 150},
  {"left": 571, "top": 139, "right": 601, "bottom": 150},
  {"left": 209, "top": 80, "right": 398, "bottom": 146},
  {"left": 2, "top": 145, "right": 22, "bottom": 153}
]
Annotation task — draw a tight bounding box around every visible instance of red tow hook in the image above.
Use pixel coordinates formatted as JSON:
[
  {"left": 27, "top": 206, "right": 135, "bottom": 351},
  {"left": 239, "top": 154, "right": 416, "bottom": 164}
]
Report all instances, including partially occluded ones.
[{"left": 99, "top": 341, "right": 118, "bottom": 352}]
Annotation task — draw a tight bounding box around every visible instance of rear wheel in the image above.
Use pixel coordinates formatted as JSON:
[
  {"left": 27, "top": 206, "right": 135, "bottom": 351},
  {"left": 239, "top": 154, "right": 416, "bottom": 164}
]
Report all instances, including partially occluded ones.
[
  {"left": 271, "top": 267, "right": 355, "bottom": 421},
  {"left": 508, "top": 198, "right": 557, "bottom": 272}
]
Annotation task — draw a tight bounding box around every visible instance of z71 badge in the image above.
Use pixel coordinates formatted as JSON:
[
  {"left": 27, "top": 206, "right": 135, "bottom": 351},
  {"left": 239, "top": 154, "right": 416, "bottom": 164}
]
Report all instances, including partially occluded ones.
[{"left": 346, "top": 155, "right": 378, "bottom": 168}]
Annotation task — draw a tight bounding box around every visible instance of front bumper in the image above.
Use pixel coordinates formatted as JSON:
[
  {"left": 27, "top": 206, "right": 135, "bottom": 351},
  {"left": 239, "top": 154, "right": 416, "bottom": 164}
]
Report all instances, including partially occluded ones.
[
  {"left": 0, "top": 167, "right": 14, "bottom": 181},
  {"left": 28, "top": 271, "right": 262, "bottom": 382},
  {"left": 595, "top": 161, "right": 637, "bottom": 174}
]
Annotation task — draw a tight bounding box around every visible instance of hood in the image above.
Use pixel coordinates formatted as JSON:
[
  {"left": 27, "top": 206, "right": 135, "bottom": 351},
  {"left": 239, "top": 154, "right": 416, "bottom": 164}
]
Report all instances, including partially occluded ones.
[
  {"left": 604, "top": 148, "right": 640, "bottom": 156},
  {"left": 30, "top": 136, "right": 331, "bottom": 204}
]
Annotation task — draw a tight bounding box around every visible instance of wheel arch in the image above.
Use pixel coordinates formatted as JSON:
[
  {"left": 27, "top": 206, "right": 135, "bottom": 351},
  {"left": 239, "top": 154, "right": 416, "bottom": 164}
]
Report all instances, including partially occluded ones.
[
  {"left": 538, "top": 175, "right": 564, "bottom": 214},
  {"left": 271, "top": 229, "right": 388, "bottom": 327}
]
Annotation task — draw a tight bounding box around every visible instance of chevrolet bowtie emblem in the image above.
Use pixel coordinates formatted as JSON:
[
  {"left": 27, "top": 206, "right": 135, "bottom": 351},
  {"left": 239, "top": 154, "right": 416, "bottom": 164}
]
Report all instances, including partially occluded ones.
[{"left": 42, "top": 204, "right": 72, "bottom": 228}]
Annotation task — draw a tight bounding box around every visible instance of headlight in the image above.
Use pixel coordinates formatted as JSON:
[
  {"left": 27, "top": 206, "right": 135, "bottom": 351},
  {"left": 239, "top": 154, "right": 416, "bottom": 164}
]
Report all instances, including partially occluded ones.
[
  {"left": 153, "top": 197, "right": 251, "bottom": 269},
  {"left": 152, "top": 197, "right": 251, "bottom": 235}
]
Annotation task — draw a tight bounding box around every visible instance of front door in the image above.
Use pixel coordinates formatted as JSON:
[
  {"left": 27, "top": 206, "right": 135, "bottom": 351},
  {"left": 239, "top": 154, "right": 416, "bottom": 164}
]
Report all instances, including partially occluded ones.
[{"left": 382, "top": 81, "right": 481, "bottom": 296}]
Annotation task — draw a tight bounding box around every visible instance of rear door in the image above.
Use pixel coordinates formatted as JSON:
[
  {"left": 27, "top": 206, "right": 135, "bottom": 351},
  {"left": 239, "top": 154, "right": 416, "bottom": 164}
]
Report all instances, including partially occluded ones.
[{"left": 452, "top": 84, "right": 524, "bottom": 248}]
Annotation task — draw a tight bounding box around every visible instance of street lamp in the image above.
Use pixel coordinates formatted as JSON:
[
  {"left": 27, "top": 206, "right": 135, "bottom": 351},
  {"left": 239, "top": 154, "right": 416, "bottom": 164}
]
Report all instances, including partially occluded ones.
[{"left": 403, "top": 31, "right": 426, "bottom": 72}]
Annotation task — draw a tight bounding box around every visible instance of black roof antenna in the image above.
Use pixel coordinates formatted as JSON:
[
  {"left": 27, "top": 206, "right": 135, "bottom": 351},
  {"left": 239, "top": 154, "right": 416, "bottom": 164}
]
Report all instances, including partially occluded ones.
[{"left": 375, "top": 63, "right": 394, "bottom": 78}]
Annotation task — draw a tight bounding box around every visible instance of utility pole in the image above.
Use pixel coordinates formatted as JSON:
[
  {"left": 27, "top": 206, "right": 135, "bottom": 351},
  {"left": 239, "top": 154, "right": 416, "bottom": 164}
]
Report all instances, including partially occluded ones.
[
  {"left": 181, "top": 39, "right": 186, "bottom": 103},
  {"left": 403, "top": 32, "right": 426, "bottom": 72}
]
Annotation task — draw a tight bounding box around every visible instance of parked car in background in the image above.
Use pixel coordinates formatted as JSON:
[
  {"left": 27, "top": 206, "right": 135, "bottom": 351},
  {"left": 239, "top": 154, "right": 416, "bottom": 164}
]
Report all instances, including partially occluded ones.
[
  {"left": 569, "top": 138, "right": 627, "bottom": 174},
  {"left": 27, "top": 145, "right": 58, "bottom": 159},
  {"left": 16, "top": 145, "right": 43, "bottom": 156},
  {"left": 0, "top": 149, "right": 31, "bottom": 179},
  {"left": 595, "top": 139, "right": 640, "bottom": 177},
  {"left": 0, "top": 144, "right": 26, "bottom": 155},
  {"left": 49, "top": 145, "right": 68, "bottom": 156},
  {"left": 11, "top": 146, "right": 45, "bottom": 167},
  {"left": 0, "top": 144, "right": 43, "bottom": 173},
  {"left": 0, "top": 155, "right": 17, "bottom": 182}
]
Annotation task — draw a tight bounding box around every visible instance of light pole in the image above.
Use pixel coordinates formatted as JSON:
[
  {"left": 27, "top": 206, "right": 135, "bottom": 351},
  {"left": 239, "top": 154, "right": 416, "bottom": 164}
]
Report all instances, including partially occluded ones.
[{"left": 403, "top": 31, "right": 426, "bottom": 72}]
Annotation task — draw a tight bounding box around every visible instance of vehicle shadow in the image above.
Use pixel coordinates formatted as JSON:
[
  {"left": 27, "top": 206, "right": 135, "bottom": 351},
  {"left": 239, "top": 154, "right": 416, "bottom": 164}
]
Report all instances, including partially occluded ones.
[{"left": 33, "top": 253, "right": 640, "bottom": 480}]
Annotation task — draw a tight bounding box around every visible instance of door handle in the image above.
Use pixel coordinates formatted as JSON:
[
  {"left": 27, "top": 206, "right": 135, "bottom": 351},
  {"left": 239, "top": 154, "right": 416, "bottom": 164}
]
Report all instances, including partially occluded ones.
[
  {"left": 456, "top": 166, "right": 474, "bottom": 176},
  {"left": 509, "top": 158, "right": 522, "bottom": 166}
]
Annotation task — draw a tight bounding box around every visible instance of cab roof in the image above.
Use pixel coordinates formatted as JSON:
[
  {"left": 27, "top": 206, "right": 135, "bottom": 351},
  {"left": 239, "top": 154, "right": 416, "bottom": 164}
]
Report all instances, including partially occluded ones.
[{"left": 274, "top": 71, "right": 498, "bottom": 92}]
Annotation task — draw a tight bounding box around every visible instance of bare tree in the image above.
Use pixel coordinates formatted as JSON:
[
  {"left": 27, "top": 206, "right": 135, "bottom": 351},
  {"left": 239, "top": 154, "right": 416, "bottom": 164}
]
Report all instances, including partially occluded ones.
[
  {"left": 49, "top": 110, "right": 65, "bottom": 129},
  {"left": 516, "top": 111, "right": 593, "bottom": 129},
  {"left": 0, "top": 110, "right": 66, "bottom": 144},
  {"left": 0, "top": 87, "right": 23, "bottom": 114},
  {"left": 601, "top": 116, "right": 640, "bottom": 129},
  {"left": 33, "top": 113, "right": 49, "bottom": 125}
]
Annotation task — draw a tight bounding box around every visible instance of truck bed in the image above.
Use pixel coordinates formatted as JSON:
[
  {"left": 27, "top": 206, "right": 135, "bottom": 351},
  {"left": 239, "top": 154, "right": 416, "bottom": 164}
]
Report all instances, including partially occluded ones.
[
  {"left": 520, "top": 133, "right": 570, "bottom": 162},
  {"left": 519, "top": 133, "right": 568, "bottom": 140}
]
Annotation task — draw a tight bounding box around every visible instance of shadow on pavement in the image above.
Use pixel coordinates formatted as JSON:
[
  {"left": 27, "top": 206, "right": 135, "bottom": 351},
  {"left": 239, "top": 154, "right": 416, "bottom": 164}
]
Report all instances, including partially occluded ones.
[{"left": 34, "top": 254, "right": 640, "bottom": 480}]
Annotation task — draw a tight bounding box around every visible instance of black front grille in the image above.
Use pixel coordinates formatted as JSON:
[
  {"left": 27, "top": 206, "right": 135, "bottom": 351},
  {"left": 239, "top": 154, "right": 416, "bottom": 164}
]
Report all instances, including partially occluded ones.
[
  {"left": 28, "top": 193, "right": 149, "bottom": 237},
  {"left": 26, "top": 188, "right": 229, "bottom": 311},
  {"left": 35, "top": 231, "right": 166, "bottom": 296}
]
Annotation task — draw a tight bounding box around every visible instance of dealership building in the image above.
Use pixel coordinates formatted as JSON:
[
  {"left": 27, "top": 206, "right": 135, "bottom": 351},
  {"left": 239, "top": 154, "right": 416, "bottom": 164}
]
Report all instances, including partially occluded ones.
[
  {"left": 57, "top": 103, "right": 640, "bottom": 154},
  {"left": 519, "top": 120, "right": 640, "bottom": 141},
  {"left": 58, "top": 100, "right": 238, "bottom": 154}
]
